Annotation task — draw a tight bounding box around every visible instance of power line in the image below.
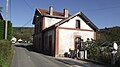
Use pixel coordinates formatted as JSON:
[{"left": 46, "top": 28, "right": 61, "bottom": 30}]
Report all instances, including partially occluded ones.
[
  {"left": 22, "top": 0, "right": 34, "bottom": 27},
  {"left": 21, "top": 18, "right": 32, "bottom": 27},
  {"left": 82, "top": 5, "right": 120, "bottom": 12},
  {"left": 23, "top": 0, "right": 34, "bottom": 11}
]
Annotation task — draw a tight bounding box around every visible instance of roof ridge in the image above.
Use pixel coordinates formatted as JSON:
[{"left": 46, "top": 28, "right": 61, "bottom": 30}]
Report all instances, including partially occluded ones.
[
  {"left": 37, "top": 8, "right": 64, "bottom": 14},
  {"left": 37, "top": 8, "right": 71, "bottom": 17}
]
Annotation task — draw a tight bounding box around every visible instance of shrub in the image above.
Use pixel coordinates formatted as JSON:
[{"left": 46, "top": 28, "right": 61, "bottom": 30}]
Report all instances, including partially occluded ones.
[
  {"left": 7, "top": 21, "right": 12, "bottom": 40},
  {"left": 0, "top": 20, "right": 4, "bottom": 40},
  {"left": 0, "top": 40, "right": 13, "bottom": 67},
  {"left": 0, "top": 20, "right": 12, "bottom": 40},
  {"left": 85, "top": 39, "right": 112, "bottom": 64}
]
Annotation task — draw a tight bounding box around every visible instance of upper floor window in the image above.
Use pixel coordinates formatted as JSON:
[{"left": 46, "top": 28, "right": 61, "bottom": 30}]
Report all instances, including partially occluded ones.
[{"left": 76, "top": 20, "right": 80, "bottom": 29}]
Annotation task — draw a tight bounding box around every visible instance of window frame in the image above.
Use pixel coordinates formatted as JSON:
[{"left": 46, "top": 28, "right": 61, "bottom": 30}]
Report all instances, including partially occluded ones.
[{"left": 76, "top": 20, "right": 80, "bottom": 29}]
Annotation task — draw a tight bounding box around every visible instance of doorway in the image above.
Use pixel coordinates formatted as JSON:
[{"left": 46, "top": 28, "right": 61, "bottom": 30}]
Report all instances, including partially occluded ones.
[{"left": 74, "top": 37, "right": 81, "bottom": 50}]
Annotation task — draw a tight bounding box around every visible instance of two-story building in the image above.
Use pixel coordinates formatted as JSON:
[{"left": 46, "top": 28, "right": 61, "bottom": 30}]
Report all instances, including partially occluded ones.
[{"left": 32, "top": 6, "right": 98, "bottom": 57}]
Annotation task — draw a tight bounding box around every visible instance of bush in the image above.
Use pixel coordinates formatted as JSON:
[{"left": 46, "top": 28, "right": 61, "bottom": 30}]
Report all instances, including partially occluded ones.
[
  {"left": 7, "top": 21, "right": 12, "bottom": 40},
  {"left": 85, "top": 39, "right": 112, "bottom": 64},
  {"left": 0, "top": 20, "right": 12, "bottom": 40},
  {"left": 115, "top": 47, "right": 120, "bottom": 67},
  {"left": 0, "top": 40, "right": 13, "bottom": 67},
  {"left": 0, "top": 20, "right": 4, "bottom": 40}
]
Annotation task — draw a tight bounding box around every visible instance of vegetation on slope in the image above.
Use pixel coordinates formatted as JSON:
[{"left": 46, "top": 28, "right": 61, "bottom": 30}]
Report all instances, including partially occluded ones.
[
  {"left": 13, "top": 27, "right": 34, "bottom": 43},
  {"left": 87, "top": 26, "right": 120, "bottom": 66}
]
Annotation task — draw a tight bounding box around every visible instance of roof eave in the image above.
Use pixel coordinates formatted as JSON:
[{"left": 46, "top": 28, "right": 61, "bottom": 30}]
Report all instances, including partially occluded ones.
[
  {"left": 55, "top": 12, "right": 81, "bottom": 27},
  {"left": 80, "top": 12, "right": 99, "bottom": 31},
  {"left": 32, "top": 8, "right": 43, "bottom": 24},
  {"left": 55, "top": 11, "right": 99, "bottom": 31}
]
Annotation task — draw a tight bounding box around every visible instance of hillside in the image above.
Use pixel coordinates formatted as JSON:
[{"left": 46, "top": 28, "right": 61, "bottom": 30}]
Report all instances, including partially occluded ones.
[
  {"left": 12, "top": 26, "right": 120, "bottom": 44},
  {"left": 13, "top": 27, "right": 34, "bottom": 43},
  {"left": 97, "top": 26, "right": 120, "bottom": 45}
]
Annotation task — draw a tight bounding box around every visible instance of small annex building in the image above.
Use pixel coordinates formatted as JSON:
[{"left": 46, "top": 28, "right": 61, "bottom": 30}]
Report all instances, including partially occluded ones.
[{"left": 32, "top": 6, "right": 98, "bottom": 57}]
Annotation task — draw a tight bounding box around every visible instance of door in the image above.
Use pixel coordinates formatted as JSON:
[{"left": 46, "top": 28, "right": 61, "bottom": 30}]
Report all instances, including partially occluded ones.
[{"left": 75, "top": 37, "right": 81, "bottom": 50}]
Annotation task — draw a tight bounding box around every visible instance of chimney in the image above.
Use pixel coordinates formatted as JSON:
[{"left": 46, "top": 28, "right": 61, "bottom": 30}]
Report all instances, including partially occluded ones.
[
  {"left": 49, "top": 6, "right": 53, "bottom": 15},
  {"left": 64, "top": 8, "right": 68, "bottom": 17}
]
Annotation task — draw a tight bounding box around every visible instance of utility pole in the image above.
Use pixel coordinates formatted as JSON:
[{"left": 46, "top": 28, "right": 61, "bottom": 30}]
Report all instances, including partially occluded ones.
[{"left": 5, "top": 0, "right": 9, "bottom": 40}]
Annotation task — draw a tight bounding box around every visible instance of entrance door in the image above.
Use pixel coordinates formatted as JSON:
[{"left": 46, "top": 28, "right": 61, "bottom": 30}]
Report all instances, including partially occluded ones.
[{"left": 75, "top": 37, "right": 81, "bottom": 50}]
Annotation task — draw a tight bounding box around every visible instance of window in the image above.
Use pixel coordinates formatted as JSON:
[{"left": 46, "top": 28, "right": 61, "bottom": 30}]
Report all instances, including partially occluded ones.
[{"left": 76, "top": 20, "right": 80, "bottom": 28}]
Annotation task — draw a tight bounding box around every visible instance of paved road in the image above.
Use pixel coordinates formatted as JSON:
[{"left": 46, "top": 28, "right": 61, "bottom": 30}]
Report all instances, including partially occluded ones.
[
  {"left": 11, "top": 43, "right": 68, "bottom": 67},
  {"left": 56, "top": 58, "right": 107, "bottom": 67},
  {"left": 11, "top": 43, "right": 106, "bottom": 67}
]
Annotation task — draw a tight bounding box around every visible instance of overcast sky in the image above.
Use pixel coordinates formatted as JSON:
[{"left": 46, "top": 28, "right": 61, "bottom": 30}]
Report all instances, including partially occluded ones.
[{"left": 0, "top": 0, "right": 120, "bottom": 28}]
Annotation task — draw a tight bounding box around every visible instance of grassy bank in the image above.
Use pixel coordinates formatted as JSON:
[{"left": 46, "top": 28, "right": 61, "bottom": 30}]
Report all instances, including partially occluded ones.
[{"left": 0, "top": 40, "right": 13, "bottom": 67}]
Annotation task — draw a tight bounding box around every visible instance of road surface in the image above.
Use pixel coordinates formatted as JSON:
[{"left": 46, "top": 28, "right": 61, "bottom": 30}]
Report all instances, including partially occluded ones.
[
  {"left": 11, "top": 43, "right": 106, "bottom": 67},
  {"left": 11, "top": 43, "right": 68, "bottom": 67}
]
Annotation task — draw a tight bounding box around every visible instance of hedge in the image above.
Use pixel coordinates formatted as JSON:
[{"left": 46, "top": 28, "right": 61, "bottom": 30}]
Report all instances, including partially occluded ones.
[
  {"left": 0, "top": 20, "right": 4, "bottom": 40},
  {"left": 7, "top": 21, "right": 12, "bottom": 40},
  {"left": 0, "top": 40, "right": 13, "bottom": 67},
  {"left": 0, "top": 20, "right": 12, "bottom": 40}
]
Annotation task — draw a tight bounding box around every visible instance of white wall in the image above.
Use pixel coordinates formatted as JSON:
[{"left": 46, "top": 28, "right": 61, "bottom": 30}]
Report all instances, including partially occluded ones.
[
  {"left": 44, "top": 17, "right": 62, "bottom": 28},
  {"left": 58, "top": 29, "right": 94, "bottom": 55},
  {"left": 59, "top": 16, "right": 93, "bottom": 30}
]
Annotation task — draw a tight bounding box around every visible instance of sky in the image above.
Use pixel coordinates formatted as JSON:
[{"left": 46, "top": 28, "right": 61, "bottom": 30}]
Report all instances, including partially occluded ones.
[{"left": 0, "top": 0, "right": 120, "bottom": 29}]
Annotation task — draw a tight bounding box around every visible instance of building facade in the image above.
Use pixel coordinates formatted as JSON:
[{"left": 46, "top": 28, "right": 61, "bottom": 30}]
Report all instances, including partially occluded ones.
[{"left": 32, "top": 6, "right": 98, "bottom": 57}]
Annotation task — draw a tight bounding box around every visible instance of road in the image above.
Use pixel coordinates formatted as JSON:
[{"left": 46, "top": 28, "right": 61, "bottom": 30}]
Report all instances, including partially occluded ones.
[
  {"left": 11, "top": 43, "right": 68, "bottom": 67},
  {"left": 11, "top": 43, "right": 106, "bottom": 67}
]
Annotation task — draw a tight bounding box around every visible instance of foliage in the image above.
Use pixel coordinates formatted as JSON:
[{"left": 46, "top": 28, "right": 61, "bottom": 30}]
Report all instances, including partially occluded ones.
[
  {"left": 0, "top": 40, "right": 13, "bottom": 67},
  {"left": 84, "top": 39, "right": 112, "bottom": 64},
  {"left": 115, "top": 46, "right": 120, "bottom": 67},
  {"left": 0, "top": 20, "right": 12, "bottom": 40},
  {"left": 97, "top": 26, "right": 120, "bottom": 45},
  {"left": 13, "top": 27, "right": 34, "bottom": 43},
  {"left": 84, "top": 39, "right": 101, "bottom": 60},
  {"left": 7, "top": 21, "right": 12, "bottom": 40},
  {"left": 85, "top": 26, "right": 120, "bottom": 66},
  {"left": 0, "top": 20, "right": 4, "bottom": 40}
]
